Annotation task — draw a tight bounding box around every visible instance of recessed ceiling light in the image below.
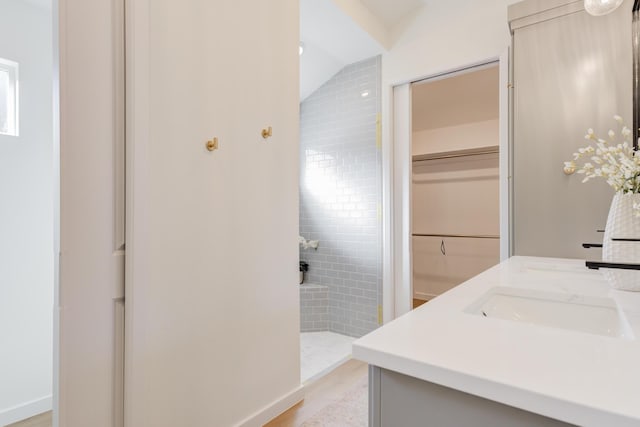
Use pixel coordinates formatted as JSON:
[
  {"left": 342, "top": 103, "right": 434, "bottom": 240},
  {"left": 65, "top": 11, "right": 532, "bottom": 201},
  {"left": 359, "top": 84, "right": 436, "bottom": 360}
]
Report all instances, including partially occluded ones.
[
  {"left": 299, "top": 42, "right": 305, "bottom": 56},
  {"left": 361, "top": 90, "right": 370, "bottom": 98}
]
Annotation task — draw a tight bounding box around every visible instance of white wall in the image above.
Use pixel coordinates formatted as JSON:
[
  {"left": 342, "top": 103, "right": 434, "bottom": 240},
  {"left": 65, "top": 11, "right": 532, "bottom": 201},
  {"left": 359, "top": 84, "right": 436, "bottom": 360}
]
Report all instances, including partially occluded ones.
[
  {"left": 0, "top": 0, "right": 53, "bottom": 424},
  {"left": 384, "top": 0, "right": 520, "bottom": 86},
  {"left": 412, "top": 119, "right": 499, "bottom": 156},
  {"left": 382, "top": 0, "right": 521, "bottom": 143},
  {"left": 125, "top": 1, "right": 301, "bottom": 426}
]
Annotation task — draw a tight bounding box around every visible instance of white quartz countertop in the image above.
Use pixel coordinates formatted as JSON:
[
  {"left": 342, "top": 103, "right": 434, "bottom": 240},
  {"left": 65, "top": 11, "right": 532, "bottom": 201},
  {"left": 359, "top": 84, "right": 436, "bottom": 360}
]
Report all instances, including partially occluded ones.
[{"left": 352, "top": 256, "right": 640, "bottom": 427}]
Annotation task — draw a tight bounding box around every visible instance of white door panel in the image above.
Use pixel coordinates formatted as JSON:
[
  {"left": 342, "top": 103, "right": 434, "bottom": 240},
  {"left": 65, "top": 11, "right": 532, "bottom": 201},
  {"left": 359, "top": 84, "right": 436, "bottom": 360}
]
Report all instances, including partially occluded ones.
[
  {"left": 125, "top": 1, "right": 300, "bottom": 426},
  {"left": 392, "top": 83, "right": 413, "bottom": 318}
]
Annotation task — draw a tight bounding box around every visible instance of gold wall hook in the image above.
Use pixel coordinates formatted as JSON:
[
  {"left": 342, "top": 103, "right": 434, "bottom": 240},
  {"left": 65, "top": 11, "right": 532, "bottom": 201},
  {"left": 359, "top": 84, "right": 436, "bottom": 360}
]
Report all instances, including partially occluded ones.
[
  {"left": 563, "top": 162, "right": 576, "bottom": 175},
  {"left": 206, "top": 137, "right": 219, "bottom": 151},
  {"left": 261, "top": 126, "right": 273, "bottom": 139}
]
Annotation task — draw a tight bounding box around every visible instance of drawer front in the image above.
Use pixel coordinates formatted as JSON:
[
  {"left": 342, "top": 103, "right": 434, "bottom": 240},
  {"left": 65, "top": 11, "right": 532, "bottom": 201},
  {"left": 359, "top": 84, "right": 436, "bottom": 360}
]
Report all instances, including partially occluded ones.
[{"left": 413, "top": 236, "right": 499, "bottom": 299}]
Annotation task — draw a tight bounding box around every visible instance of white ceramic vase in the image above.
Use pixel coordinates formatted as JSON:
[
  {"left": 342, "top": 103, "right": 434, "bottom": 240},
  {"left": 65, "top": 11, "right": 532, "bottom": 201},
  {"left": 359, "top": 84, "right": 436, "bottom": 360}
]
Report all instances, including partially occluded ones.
[{"left": 602, "top": 192, "right": 640, "bottom": 291}]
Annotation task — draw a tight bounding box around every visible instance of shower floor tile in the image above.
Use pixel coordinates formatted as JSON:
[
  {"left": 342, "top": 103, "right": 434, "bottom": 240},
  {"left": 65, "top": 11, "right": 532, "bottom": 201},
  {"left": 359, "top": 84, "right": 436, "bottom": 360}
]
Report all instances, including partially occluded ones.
[{"left": 301, "top": 331, "right": 356, "bottom": 383}]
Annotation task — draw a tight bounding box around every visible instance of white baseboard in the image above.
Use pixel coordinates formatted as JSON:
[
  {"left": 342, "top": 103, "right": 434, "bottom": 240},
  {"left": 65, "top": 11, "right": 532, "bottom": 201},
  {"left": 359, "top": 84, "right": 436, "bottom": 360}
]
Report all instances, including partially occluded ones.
[
  {"left": 414, "top": 291, "right": 436, "bottom": 301},
  {"left": 234, "top": 385, "right": 305, "bottom": 427},
  {"left": 0, "top": 395, "right": 52, "bottom": 427}
]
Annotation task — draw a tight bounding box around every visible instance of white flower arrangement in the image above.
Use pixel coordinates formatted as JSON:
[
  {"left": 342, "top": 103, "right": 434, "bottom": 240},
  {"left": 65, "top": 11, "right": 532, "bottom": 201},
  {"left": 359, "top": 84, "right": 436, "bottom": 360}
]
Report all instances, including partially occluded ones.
[
  {"left": 299, "top": 235, "right": 319, "bottom": 250},
  {"left": 566, "top": 115, "right": 640, "bottom": 216}
]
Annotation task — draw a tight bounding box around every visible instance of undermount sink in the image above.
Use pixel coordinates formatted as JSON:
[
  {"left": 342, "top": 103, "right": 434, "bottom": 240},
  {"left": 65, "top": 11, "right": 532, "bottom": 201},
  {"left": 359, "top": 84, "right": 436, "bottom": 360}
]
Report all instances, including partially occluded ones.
[{"left": 465, "top": 287, "right": 635, "bottom": 339}]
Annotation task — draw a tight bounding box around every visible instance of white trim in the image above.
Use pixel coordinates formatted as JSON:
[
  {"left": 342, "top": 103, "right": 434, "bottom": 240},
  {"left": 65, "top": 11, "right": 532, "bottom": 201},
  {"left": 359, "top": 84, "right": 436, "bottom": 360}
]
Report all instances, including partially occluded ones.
[
  {"left": 56, "top": 0, "right": 124, "bottom": 424},
  {"left": 52, "top": 1, "right": 61, "bottom": 426},
  {"left": 384, "top": 58, "right": 504, "bottom": 90},
  {"left": 499, "top": 48, "right": 511, "bottom": 261},
  {"left": 0, "top": 395, "right": 52, "bottom": 427},
  {"left": 112, "top": 4, "right": 125, "bottom": 426},
  {"left": 411, "top": 61, "right": 499, "bottom": 86},
  {"left": 508, "top": 0, "right": 583, "bottom": 32},
  {"left": 234, "top": 386, "right": 304, "bottom": 427},
  {"left": 392, "top": 84, "right": 412, "bottom": 318},
  {"left": 124, "top": 0, "right": 151, "bottom": 424},
  {"left": 381, "top": 84, "right": 394, "bottom": 323},
  {"left": 114, "top": 0, "right": 126, "bottom": 256}
]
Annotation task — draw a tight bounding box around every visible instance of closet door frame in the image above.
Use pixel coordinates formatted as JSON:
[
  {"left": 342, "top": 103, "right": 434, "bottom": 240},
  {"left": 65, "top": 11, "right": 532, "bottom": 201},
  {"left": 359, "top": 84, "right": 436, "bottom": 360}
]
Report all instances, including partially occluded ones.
[
  {"left": 56, "top": 0, "right": 126, "bottom": 425},
  {"left": 383, "top": 52, "right": 511, "bottom": 321}
]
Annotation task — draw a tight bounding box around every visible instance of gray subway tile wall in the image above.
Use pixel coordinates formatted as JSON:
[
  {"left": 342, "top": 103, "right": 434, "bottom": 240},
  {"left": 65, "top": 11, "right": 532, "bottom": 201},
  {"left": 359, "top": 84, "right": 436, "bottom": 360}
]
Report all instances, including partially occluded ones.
[
  {"left": 300, "top": 284, "right": 329, "bottom": 332},
  {"left": 299, "top": 56, "right": 382, "bottom": 338}
]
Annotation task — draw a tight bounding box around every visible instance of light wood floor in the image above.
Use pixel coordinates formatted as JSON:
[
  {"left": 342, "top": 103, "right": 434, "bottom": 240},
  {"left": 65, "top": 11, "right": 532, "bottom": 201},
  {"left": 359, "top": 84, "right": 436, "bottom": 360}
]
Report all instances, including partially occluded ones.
[
  {"left": 269, "top": 302, "right": 427, "bottom": 425},
  {"left": 265, "top": 358, "right": 368, "bottom": 427},
  {"left": 7, "top": 412, "right": 52, "bottom": 427},
  {"left": 4, "top": 363, "right": 366, "bottom": 427},
  {"left": 413, "top": 298, "right": 429, "bottom": 309},
  {"left": 9, "top": 331, "right": 397, "bottom": 427}
]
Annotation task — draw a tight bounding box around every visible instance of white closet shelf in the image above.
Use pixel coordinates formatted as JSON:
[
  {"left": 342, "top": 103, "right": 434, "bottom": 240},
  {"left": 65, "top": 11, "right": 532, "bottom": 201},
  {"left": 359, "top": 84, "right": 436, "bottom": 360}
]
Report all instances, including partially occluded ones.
[
  {"left": 412, "top": 145, "right": 498, "bottom": 162},
  {"left": 412, "top": 233, "right": 499, "bottom": 239}
]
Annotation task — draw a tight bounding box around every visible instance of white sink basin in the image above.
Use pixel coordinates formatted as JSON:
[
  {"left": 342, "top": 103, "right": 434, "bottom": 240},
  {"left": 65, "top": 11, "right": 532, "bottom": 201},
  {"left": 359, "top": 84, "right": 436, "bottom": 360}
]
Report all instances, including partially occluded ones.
[{"left": 465, "top": 287, "right": 635, "bottom": 339}]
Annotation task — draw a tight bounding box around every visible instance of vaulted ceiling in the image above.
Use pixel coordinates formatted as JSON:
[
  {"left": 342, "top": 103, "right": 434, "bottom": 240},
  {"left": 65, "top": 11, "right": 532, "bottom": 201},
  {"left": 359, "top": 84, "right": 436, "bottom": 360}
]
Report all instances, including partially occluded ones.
[
  {"left": 359, "top": 0, "right": 424, "bottom": 28},
  {"left": 300, "top": 0, "right": 425, "bottom": 101}
]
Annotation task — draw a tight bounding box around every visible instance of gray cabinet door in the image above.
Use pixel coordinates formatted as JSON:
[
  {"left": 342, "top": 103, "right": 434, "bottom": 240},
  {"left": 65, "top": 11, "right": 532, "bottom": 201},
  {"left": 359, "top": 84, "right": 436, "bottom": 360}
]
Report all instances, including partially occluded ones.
[
  {"left": 370, "top": 366, "right": 575, "bottom": 427},
  {"left": 512, "top": 4, "right": 631, "bottom": 258}
]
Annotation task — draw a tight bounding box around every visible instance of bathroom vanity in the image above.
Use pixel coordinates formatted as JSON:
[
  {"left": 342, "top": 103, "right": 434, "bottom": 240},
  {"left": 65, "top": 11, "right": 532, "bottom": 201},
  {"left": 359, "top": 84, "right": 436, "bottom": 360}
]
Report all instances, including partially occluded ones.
[{"left": 353, "top": 257, "right": 640, "bottom": 427}]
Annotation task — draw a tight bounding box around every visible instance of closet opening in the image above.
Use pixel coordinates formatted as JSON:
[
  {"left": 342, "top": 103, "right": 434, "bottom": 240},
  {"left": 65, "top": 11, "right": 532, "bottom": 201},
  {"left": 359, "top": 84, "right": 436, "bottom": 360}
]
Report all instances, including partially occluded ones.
[{"left": 410, "top": 64, "right": 501, "bottom": 308}]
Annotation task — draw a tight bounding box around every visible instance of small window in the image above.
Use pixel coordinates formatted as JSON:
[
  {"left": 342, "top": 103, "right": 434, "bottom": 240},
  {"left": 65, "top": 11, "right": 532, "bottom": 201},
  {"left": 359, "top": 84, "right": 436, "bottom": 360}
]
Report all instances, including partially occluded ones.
[{"left": 0, "top": 58, "right": 19, "bottom": 137}]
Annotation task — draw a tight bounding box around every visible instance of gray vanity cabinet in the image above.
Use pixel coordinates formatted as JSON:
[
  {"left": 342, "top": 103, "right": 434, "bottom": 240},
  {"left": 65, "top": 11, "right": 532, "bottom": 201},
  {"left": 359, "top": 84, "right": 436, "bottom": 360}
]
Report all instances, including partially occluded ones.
[
  {"left": 368, "top": 367, "right": 574, "bottom": 427},
  {"left": 510, "top": 0, "right": 631, "bottom": 259}
]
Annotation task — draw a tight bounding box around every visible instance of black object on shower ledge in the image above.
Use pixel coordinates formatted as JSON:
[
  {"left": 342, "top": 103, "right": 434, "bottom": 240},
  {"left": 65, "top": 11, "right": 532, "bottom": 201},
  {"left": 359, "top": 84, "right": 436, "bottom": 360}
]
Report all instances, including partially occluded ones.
[
  {"left": 585, "top": 261, "right": 640, "bottom": 271},
  {"left": 299, "top": 261, "right": 309, "bottom": 285}
]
